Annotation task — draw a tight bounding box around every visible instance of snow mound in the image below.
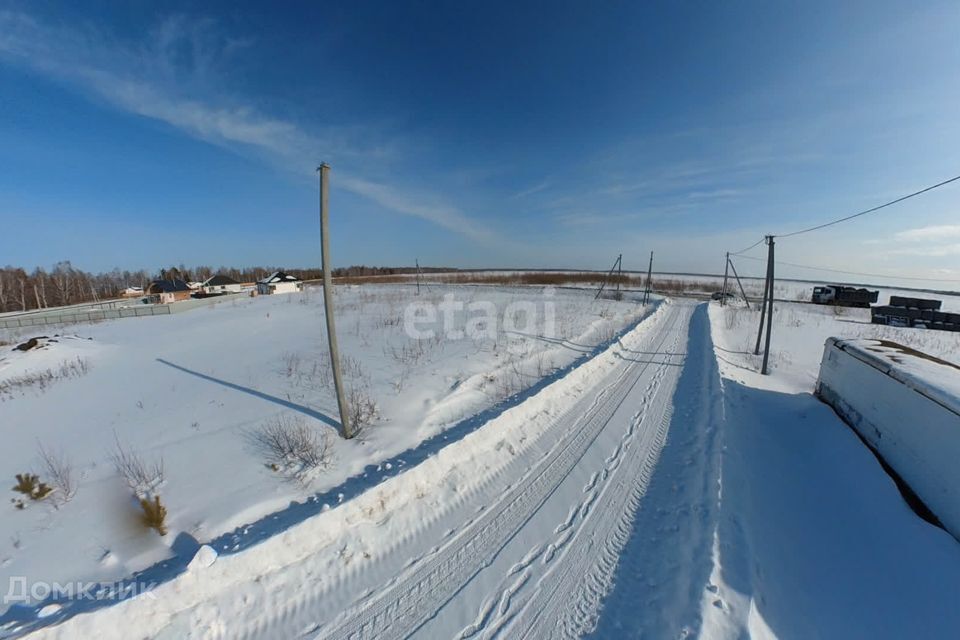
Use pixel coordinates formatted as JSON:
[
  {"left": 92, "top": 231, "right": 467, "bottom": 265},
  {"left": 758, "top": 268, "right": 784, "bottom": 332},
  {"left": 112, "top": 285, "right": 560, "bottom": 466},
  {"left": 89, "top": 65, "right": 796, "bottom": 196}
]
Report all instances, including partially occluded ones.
[{"left": 187, "top": 545, "right": 218, "bottom": 572}]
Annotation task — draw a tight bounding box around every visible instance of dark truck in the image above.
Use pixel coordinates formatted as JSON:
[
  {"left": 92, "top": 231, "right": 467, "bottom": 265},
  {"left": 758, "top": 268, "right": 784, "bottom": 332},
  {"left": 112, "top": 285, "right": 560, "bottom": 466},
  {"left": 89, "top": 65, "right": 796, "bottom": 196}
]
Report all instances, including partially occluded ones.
[
  {"left": 811, "top": 284, "right": 879, "bottom": 308},
  {"left": 871, "top": 296, "right": 959, "bottom": 331}
]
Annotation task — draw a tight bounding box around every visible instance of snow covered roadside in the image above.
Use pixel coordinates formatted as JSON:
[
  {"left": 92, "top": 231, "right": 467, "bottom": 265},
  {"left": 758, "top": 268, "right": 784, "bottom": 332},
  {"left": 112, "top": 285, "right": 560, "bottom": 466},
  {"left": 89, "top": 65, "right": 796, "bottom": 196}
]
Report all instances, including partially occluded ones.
[
  {"left": 703, "top": 300, "right": 960, "bottom": 638},
  {"left": 0, "top": 284, "right": 652, "bottom": 633},
  {"left": 710, "top": 300, "right": 960, "bottom": 392},
  {"left": 19, "top": 299, "right": 679, "bottom": 639}
]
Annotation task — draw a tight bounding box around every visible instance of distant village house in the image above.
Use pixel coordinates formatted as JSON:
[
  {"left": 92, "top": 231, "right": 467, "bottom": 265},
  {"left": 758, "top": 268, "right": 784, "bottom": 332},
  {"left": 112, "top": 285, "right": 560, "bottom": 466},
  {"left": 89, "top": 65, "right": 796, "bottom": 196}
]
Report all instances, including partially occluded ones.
[
  {"left": 256, "top": 271, "right": 303, "bottom": 295},
  {"left": 121, "top": 286, "right": 144, "bottom": 297},
  {"left": 201, "top": 274, "right": 243, "bottom": 295},
  {"left": 145, "top": 278, "right": 193, "bottom": 304}
]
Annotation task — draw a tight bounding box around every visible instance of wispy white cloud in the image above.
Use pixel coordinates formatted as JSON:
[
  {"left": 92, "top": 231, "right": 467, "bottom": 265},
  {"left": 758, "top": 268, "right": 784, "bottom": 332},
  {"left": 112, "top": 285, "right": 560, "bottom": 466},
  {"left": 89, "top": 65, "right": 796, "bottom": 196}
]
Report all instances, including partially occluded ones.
[
  {"left": 887, "top": 243, "right": 960, "bottom": 258},
  {"left": 861, "top": 224, "right": 960, "bottom": 259},
  {"left": 338, "top": 175, "right": 493, "bottom": 241},
  {"left": 895, "top": 224, "right": 960, "bottom": 242},
  {"left": 553, "top": 211, "right": 646, "bottom": 227},
  {"left": 685, "top": 188, "right": 745, "bottom": 201},
  {"left": 0, "top": 10, "right": 490, "bottom": 240},
  {"left": 596, "top": 160, "right": 758, "bottom": 201},
  {"left": 512, "top": 179, "right": 551, "bottom": 199},
  {"left": 0, "top": 12, "right": 299, "bottom": 153}
]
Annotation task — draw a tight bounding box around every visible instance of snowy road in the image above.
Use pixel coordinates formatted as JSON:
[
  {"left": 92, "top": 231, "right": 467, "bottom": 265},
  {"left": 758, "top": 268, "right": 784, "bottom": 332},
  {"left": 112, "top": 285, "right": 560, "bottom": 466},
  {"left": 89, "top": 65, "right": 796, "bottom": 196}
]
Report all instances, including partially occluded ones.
[
  {"left": 314, "top": 304, "right": 691, "bottom": 640},
  {"left": 36, "top": 301, "right": 711, "bottom": 639},
  {"left": 234, "top": 301, "right": 697, "bottom": 639}
]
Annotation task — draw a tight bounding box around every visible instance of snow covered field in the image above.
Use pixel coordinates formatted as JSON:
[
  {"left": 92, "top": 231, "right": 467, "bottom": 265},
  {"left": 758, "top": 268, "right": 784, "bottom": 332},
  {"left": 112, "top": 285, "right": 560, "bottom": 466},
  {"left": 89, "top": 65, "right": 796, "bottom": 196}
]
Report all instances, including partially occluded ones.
[
  {"left": 0, "top": 285, "right": 650, "bottom": 621},
  {"left": 4, "top": 297, "right": 692, "bottom": 639},
  {"left": 711, "top": 299, "right": 960, "bottom": 392},
  {"left": 363, "top": 269, "right": 960, "bottom": 317},
  {"left": 3, "top": 281, "right": 960, "bottom": 639}
]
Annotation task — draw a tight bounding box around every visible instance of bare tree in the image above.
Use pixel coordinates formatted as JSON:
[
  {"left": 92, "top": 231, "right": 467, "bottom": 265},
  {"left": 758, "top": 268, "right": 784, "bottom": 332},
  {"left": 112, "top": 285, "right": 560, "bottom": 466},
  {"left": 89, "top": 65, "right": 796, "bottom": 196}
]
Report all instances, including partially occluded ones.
[
  {"left": 33, "top": 268, "right": 49, "bottom": 308},
  {"left": 0, "top": 270, "right": 7, "bottom": 312},
  {"left": 52, "top": 261, "right": 73, "bottom": 306}
]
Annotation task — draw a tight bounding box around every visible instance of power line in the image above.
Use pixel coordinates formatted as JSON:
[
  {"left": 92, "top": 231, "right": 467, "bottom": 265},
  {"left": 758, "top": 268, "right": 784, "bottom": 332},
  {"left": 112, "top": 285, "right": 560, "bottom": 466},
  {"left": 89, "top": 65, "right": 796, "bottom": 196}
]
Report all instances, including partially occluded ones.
[
  {"left": 777, "top": 173, "right": 960, "bottom": 238},
  {"left": 732, "top": 254, "right": 960, "bottom": 284},
  {"left": 731, "top": 237, "right": 766, "bottom": 256}
]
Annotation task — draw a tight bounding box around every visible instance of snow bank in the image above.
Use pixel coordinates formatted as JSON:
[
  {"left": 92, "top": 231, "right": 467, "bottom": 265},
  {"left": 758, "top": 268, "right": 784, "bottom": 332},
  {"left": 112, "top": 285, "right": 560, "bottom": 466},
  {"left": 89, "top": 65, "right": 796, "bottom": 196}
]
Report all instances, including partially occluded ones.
[
  {"left": 708, "top": 300, "right": 960, "bottom": 394},
  {"left": 816, "top": 337, "right": 960, "bottom": 540}
]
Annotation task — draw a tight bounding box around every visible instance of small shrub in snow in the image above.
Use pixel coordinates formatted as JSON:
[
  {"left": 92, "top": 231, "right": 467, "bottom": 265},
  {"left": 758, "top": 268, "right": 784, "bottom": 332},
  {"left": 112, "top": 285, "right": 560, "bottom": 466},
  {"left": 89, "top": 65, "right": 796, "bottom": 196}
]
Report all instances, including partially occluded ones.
[
  {"left": 340, "top": 355, "right": 367, "bottom": 380},
  {"left": 139, "top": 495, "right": 168, "bottom": 536},
  {"left": 249, "top": 415, "right": 332, "bottom": 482},
  {"left": 494, "top": 361, "right": 526, "bottom": 400},
  {"left": 535, "top": 350, "right": 552, "bottom": 378},
  {"left": 0, "top": 357, "right": 90, "bottom": 401},
  {"left": 595, "top": 323, "right": 618, "bottom": 346},
  {"left": 111, "top": 435, "right": 164, "bottom": 498},
  {"left": 347, "top": 386, "right": 379, "bottom": 431},
  {"left": 281, "top": 351, "right": 302, "bottom": 378},
  {"left": 37, "top": 443, "right": 76, "bottom": 507},
  {"left": 11, "top": 473, "right": 53, "bottom": 508},
  {"left": 384, "top": 340, "right": 429, "bottom": 366},
  {"left": 723, "top": 307, "right": 744, "bottom": 331}
]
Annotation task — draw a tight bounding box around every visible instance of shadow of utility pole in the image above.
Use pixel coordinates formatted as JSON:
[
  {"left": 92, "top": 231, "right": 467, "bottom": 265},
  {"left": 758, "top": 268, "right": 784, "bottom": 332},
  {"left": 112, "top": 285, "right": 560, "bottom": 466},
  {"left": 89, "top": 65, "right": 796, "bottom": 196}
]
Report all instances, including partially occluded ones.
[{"left": 155, "top": 358, "right": 341, "bottom": 430}]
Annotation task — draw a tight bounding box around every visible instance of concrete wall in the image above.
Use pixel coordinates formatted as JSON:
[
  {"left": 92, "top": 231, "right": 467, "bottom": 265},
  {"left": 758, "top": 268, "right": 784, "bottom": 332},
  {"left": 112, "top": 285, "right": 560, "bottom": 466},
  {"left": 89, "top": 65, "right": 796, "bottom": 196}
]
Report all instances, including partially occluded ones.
[{"left": 816, "top": 338, "right": 960, "bottom": 541}]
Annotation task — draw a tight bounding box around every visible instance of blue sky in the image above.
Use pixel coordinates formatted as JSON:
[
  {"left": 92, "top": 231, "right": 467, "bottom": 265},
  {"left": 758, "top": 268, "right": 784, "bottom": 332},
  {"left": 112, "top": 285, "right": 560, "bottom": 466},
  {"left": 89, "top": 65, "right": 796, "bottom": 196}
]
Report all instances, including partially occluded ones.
[{"left": 1, "top": 1, "right": 959, "bottom": 283}]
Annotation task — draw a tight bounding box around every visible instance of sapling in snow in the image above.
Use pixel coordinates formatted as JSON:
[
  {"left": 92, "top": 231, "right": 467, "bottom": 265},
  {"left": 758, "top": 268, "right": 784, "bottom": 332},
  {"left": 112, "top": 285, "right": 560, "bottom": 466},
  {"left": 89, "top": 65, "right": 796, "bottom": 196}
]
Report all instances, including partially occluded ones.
[
  {"left": 139, "top": 495, "right": 168, "bottom": 536},
  {"left": 11, "top": 473, "right": 53, "bottom": 509}
]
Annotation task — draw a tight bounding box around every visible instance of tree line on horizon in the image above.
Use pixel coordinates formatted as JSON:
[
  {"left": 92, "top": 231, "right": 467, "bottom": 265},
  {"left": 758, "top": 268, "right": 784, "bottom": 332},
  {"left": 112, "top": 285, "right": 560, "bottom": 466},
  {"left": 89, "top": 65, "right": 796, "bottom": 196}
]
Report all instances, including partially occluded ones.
[{"left": 0, "top": 263, "right": 455, "bottom": 313}]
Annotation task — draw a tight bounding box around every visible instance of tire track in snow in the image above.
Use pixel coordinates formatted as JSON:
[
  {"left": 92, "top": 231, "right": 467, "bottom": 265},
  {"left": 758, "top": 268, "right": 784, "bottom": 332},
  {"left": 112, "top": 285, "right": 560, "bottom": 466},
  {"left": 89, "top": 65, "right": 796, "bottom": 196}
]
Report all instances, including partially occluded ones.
[
  {"left": 584, "top": 303, "right": 725, "bottom": 639},
  {"left": 477, "top": 322, "right": 686, "bottom": 640},
  {"left": 309, "top": 305, "right": 690, "bottom": 640}
]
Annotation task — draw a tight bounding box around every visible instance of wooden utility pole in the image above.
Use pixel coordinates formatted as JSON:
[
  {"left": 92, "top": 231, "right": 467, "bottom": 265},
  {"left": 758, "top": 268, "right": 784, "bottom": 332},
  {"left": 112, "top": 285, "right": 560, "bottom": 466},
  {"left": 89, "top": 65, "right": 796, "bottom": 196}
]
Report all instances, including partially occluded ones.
[
  {"left": 721, "top": 252, "right": 730, "bottom": 306},
  {"left": 615, "top": 253, "right": 622, "bottom": 299},
  {"left": 643, "top": 251, "right": 653, "bottom": 305},
  {"left": 415, "top": 259, "right": 421, "bottom": 295},
  {"left": 754, "top": 237, "right": 772, "bottom": 357},
  {"left": 761, "top": 236, "right": 775, "bottom": 375},
  {"left": 318, "top": 163, "right": 353, "bottom": 438}
]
